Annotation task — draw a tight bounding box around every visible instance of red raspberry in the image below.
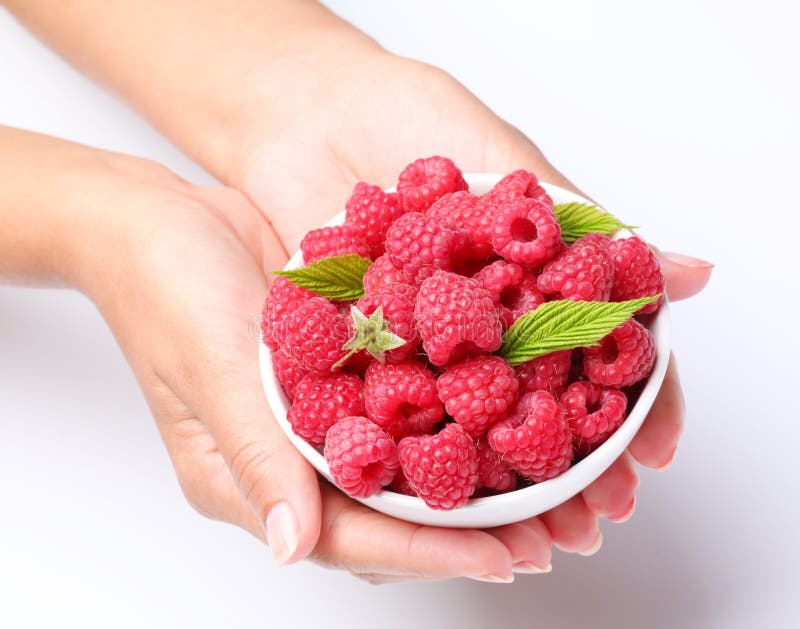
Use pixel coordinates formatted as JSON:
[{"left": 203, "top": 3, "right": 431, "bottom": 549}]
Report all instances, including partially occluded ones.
[
  {"left": 356, "top": 283, "right": 419, "bottom": 362},
  {"left": 288, "top": 372, "right": 365, "bottom": 446},
  {"left": 279, "top": 297, "right": 351, "bottom": 374},
  {"left": 362, "top": 254, "right": 405, "bottom": 294},
  {"left": 384, "top": 212, "right": 468, "bottom": 286},
  {"left": 363, "top": 361, "right": 444, "bottom": 439},
  {"left": 324, "top": 416, "right": 399, "bottom": 499},
  {"left": 390, "top": 468, "right": 417, "bottom": 496},
  {"left": 300, "top": 224, "right": 372, "bottom": 264},
  {"left": 398, "top": 423, "right": 479, "bottom": 510},
  {"left": 437, "top": 355, "right": 519, "bottom": 437},
  {"left": 607, "top": 236, "right": 665, "bottom": 314},
  {"left": 261, "top": 276, "right": 314, "bottom": 350},
  {"left": 397, "top": 156, "right": 468, "bottom": 213},
  {"left": 491, "top": 197, "right": 562, "bottom": 267},
  {"left": 487, "top": 390, "right": 573, "bottom": 483},
  {"left": 426, "top": 191, "right": 495, "bottom": 258},
  {"left": 537, "top": 234, "right": 615, "bottom": 301},
  {"left": 473, "top": 260, "right": 545, "bottom": 326},
  {"left": 484, "top": 169, "right": 551, "bottom": 207},
  {"left": 476, "top": 439, "right": 517, "bottom": 492},
  {"left": 515, "top": 350, "right": 573, "bottom": 396},
  {"left": 272, "top": 349, "right": 311, "bottom": 401},
  {"left": 583, "top": 319, "right": 656, "bottom": 387},
  {"left": 581, "top": 233, "right": 612, "bottom": 248},
  {"left": 561, "top": 381, "right": 627, "bottom": 457},
  {"left": 415, "top": 271, "right": 503, "bottom": 366},
  {"left": 345, "top": 182, "right": 405, "bottom": 257}
]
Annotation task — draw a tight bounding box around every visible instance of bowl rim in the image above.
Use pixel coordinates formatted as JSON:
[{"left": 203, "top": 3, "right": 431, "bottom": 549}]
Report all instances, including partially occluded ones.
[{"left": 259, "top": 174, "right": 671, "bottom": 528}]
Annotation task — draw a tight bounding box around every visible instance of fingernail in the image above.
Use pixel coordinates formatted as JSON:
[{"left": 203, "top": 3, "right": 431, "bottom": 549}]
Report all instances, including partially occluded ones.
[
  {"left": 660, "top": 252, "right": 714, "bottom": 269},
  {"left": 467, "top": 573, "right": 515, "bottom": 584},
  {"left": 609, "top": 497, "right": 636, "bottom": 523},
  {"left": 513, "top": 562, "right": 552, "bottom": 574},
  {"left": 579, "top": 532, "right": 603, "bottom": 556},
  {"left": 656, "top": 446, "right": 678, "bottom": 471},
  {"left": 265, "top": 502, "right": 300, "bottom": 565}
]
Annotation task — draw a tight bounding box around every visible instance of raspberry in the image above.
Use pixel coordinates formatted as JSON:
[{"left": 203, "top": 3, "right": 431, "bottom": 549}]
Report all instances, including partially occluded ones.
[
  {"left": 261, "top": 276, "right": 314, "bottom": 349},
  {"left": 581, "top": 233, "right": 612, "bottom": 248},
  {"left": 288, "top": 372, "right": 365, "bottom": 446},
  {"left": 415, "top": 271, "right": 503, "bottom": 366},
  {"left": 487, "top": 390, "right": 573, "bottom": 483},
  {"left": 561, "top": 381, "right": 627, "bottom": 457},
  {"left": 272, "top": 349, "right": 311, "bottom": 401},
  {"left": 537, "top": 234, "right": 615, "bottom": 301},
  {"left": 363, "top": 360, "right": 444, "bottom": 439},
  {"left": 473, "top": 260, "right": 544, "bottom": 325},
  {"left": 491, "top": 197, "right": 562, "bottom": 267},
  {"left": 583, "top": 319, "right": 656, "bottom": 387},
  {"left": 398, "top": 423, "right": 479, "bottom": 510},
  {"left": 362, "top": 254, "right": 405, "bottom": 294},
  {"left": 279, "top": 297, "right": 351, "bottom": 374},
  {"left": 484, "top": 169, "right": 551, "bottom": 207},
  {"left": 344, "top": 182, "right": 405, "bottom": 257},
  {"left": 356, "top": 283, "right": 419, "bottom": 362},
  {"left": 300, "top": 224, "right": 372, "bottom": 264},
  {"left": 426, "top": 191, "right": 495, "bottom": 258},
  {"left": 607, "top": 236, "right": 665, "bottom": 314},
  {"left": 324, "top": 416, "right": 399, "bottom": 499},
  {"left": 515, "top": 350, "right": 573, "bottom": 396},
  {"left": 436, "top": 355, "right": 519, "bottom": 437},
  {"left": 397, "top": 156, "right": 468, "bottom": 213},
  {"left": 390, "top": 468, "right": 417, "bottom": 496},
  {"left": 476, "top": 439, "right": 517, "bottom": 492},
  {"left": 384, "top": 212, "right": 468, "bottom": 286}
]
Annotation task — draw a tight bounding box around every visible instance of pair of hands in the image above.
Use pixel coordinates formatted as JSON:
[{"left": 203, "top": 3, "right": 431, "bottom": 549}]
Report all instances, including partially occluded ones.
[{"left": 75, "top": 54, "right": 710, "bottom": 583}]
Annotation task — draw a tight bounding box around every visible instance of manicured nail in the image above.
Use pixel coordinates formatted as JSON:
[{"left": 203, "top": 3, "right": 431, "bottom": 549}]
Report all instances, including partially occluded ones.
[
  {"left": 467, "top": 573, "right": 515, "bottom": 583},
  {"left": 265, "top": 502, "right": 300, "bottom": 565},
  {"left": 579, "top": 532, "right": 603, "bottom": 556},
  {"left": 660, "top": 251, "right": 714, "bottom": 269},
  {"left": 656, "top": 446, "right": 678, "bottom": 471},
  {"left": 609, "top": 497, "right": 636, "bottom": 523},
  {"left": 513, "top": 562, "right": 552, "bottom": 574}
]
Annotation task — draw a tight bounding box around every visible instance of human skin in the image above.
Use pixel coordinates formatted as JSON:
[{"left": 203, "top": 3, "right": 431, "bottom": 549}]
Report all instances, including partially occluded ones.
[{"left": 4, "top": 0, "right": 713, "bottom": 583}]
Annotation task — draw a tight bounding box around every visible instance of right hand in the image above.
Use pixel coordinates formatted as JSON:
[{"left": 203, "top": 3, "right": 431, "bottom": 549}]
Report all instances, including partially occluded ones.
[{"left": 77, "top": 155, "right": 540, "bottom": 583}]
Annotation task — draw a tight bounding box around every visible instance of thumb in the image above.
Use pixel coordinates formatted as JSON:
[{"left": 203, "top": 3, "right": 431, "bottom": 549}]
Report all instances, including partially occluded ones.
[{"left": 198, "top": 364, "right": 322, "bottom": 565}]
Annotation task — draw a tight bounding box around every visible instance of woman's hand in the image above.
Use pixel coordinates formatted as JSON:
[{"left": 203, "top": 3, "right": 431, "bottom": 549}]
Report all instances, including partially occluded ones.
[
  {"left": 65, "top": 151, "right": 552, "bottom": 583},
  {"left": 7, "top": 1, "right": 713, "bottom": 581}
]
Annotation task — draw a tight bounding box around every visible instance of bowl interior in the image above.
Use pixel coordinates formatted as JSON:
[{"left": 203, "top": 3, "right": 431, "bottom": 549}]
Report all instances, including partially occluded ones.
[{"left": 259, "top": 174, "right": 671, "bottom": 528}]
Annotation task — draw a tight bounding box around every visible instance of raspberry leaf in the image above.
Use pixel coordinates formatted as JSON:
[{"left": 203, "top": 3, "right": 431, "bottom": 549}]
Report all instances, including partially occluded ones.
[
  {"left": 332, "top": 306, "right": 407, "bottom": 369},
  {"left": 500, "top": 296, "right": 660, "bottom": 366},
  {"left": 275, "top": 254, "right": 372, "bottom": 301},
  {"left": 553, "top": 202, "right": 635, "bottom": 244}
]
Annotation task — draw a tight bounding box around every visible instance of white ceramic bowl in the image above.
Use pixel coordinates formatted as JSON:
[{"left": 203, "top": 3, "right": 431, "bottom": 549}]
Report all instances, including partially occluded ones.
[{"left": 259, "top": 174, "right": 670, "bottom": 528}]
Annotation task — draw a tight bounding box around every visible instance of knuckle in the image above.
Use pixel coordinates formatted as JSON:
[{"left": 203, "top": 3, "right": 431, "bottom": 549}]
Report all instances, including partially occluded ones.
[{"left": 228, "top": 439, "right": 280, "bottom": 509}]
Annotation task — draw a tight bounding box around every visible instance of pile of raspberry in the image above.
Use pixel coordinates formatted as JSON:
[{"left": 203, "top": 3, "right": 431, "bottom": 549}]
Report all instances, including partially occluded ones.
[{"left": 263, "top": 156, "right": 664, "bottom": 511}]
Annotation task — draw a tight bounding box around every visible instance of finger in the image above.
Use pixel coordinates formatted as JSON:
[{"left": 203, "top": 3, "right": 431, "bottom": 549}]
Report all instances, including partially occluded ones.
[
  {"left": 628, "top": 353, "right": 684, "bottom": 469},
  {"left": 654, "top": 250, "right": 714, "bottom": 301},
  {"left": 313, "top": 484, "right": 514, "bottom": 582},
  {"left": 195, "top": 362, "right": 322, "bottom": 565},
  {"left": 157, "top": 410, "right": 267, "bottom": 540},
  {"left": 539, "top": 494, "right": 601, "bottom": 555},
  {"left": 581, "top": 451, "right": 640, "bottom": 522},
  {"left": 486, "top": 517, "right": 553, "bottom": 573}
]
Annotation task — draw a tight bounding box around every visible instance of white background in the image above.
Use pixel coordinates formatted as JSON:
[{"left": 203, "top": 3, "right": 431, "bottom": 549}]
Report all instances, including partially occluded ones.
[{"left": 1, "top": 1, "right": 798, "bottom": 627}]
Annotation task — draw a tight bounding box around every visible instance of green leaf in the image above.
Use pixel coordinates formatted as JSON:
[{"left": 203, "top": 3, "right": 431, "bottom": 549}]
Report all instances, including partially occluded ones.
[
  {"left": 499, "top": 296, "right": 660, "bottom": 366},
  {"left": 274, "top": 254, "right": 372, "bottom": 301},
  {"left": 553, "top": 202, "right": 635, "bottom": 244},
  {"left": 332, "top": 306, "right": 407, "bottom": 370}
]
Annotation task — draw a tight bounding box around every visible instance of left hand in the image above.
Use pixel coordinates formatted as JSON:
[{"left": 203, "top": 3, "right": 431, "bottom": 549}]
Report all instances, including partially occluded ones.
[{"left": 235, "top": 52, "right": 712, "bottom": 581}]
